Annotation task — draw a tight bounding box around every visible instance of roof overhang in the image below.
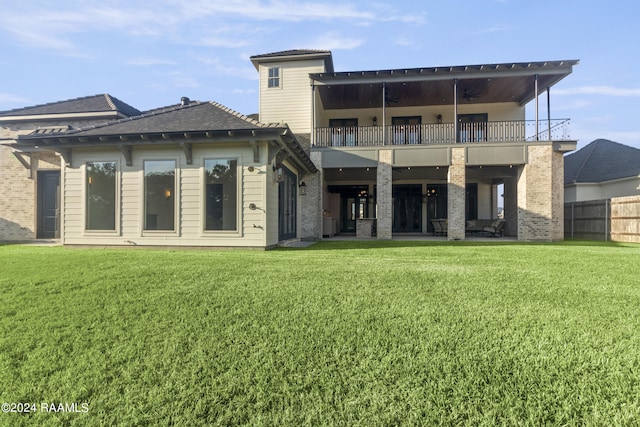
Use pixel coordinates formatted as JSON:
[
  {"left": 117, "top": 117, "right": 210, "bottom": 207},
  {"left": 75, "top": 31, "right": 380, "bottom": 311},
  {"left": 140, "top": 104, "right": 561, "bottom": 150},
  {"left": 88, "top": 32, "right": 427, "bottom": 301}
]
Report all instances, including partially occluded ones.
[
  {"left": 310, "top": 60, "right": 578, "bottom": 109},
  {"left": 250, "top": 50, "right": 334, "bottom": 72},
  {"left": 0, "top": 111, "right": 128, "bottom": 123},
  {"left": 10, "top": 127, "right": 318, "bottom": 174}
]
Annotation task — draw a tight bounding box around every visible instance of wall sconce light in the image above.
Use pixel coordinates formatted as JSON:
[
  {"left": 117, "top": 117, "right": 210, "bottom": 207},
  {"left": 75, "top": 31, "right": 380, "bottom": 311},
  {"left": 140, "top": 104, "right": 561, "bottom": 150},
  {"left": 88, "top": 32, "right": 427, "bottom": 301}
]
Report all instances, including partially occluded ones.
[
  {"left": 299, "top": 181, "right": 307, "bottom": 195},
  {"left": 275, "top": 167, "right": 284, "bottom": 182},
  {"left": 164, "top": 188, "right": 172, "bottom": 200},
  {"left": 372, "top": 116, "right": 377, "bottom": 126},
  {"left": 88, "top": 176, "right": 93, "bottom": 185},
  {"left": 437, "top": 114, "right": 443, "bottom": 124}
]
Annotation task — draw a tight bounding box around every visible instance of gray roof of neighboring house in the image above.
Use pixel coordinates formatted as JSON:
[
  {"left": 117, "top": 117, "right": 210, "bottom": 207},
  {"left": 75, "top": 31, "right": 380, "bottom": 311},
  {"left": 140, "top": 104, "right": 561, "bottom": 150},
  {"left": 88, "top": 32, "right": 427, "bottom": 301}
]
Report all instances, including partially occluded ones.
[
  {"left": 564, "top": 139, "right": 640, "bottom": 184},
  {"left": 0, "top": 94, "right": 142, "bottom": 118}
]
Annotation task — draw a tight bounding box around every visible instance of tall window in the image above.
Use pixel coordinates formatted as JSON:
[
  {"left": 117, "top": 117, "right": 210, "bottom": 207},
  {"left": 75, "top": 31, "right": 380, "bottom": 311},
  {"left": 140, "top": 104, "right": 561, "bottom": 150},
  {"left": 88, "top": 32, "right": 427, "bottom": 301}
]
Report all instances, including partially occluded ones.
[
  {"left": 205, "top": 159, "right": 237, "bottom": 231},
  {"left": 86, "top": 162, "right": 116, "bottom": 230},
  {"left": 144, "top": 160, "right": 175, "bottom": 231},
  {"left": 268, "top": 67, "right": 280, "bottom": 88}
]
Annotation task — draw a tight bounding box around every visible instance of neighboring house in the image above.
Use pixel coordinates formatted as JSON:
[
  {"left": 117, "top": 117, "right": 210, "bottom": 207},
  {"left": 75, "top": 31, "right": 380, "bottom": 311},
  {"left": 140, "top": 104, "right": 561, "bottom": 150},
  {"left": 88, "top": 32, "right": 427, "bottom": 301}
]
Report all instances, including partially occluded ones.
[
  {"left": 0, "top": 94, "right": 141, "bottom": 240},
  {"left": 564, "top": 139, "right": 640, "bottom": 202},
  {"left": 1, "top": 49, "right": 579, "bottom": 246}
]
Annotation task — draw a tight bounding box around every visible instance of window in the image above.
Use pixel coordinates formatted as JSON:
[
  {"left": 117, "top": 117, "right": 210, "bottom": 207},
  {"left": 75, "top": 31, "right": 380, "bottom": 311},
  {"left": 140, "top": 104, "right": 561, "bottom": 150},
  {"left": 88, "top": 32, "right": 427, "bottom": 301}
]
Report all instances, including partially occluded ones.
[
  {"left": 144, "top": 160, "right": 175, "bottom": 231},
  {"left": 268, "top": 67, "right": 280, "bottom": 88},
  {"left": 86, "top": 162, "right": 116, "bottom": 230},
  {"left": 205, "top": 159, "right": 237, "bottom": 231}
]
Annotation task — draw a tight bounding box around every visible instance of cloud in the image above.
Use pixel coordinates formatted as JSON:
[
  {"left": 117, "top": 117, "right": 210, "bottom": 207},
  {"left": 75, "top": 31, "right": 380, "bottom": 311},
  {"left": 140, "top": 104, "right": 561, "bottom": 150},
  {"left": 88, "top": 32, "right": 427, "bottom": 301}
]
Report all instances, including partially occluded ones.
[
  {"left": 0, "top": 1, "right": 417, "bottom": 55},
  {"left": 555, "top": 86, "right": 640, "bottom": 97},
  {"left": 308, "top": 32, "right": 364, "bottom": 51},
  {"left": 126, "top": 58, "right": 178, "bottom": 66},
  {"left": 0, "top": 93, "right": 31, "bottom": 108}
]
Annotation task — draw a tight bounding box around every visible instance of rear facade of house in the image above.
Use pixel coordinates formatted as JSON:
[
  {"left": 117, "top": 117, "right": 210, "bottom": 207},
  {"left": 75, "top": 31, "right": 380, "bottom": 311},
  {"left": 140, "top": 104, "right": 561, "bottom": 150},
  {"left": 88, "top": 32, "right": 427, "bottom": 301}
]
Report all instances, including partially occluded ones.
[{"left": 0, "top": 50, "right": 578, "bottom": 247}]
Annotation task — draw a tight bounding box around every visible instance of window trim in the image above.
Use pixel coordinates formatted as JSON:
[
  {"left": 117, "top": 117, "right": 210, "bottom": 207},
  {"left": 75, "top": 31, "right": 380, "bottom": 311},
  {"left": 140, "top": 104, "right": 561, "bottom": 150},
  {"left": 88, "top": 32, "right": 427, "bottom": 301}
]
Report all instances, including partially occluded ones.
[
  {"left": 201, "top": 157, "right": 242, "bottom": 236},
  {"left": 83, "top": 159, "right": 120, "bottom": 236},
  {"left": 267, "top": 66, "right": 281, "bottom": 89},
  {"left": 141, "top": 158, "right": 180, "bottom": 237}
]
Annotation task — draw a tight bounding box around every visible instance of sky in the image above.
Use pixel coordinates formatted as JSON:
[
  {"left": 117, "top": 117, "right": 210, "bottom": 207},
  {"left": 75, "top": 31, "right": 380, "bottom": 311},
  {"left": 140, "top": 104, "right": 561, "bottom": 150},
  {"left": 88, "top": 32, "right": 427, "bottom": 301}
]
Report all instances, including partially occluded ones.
[{"left": 1, "top": 0, "right": 639, "bottom": 150}]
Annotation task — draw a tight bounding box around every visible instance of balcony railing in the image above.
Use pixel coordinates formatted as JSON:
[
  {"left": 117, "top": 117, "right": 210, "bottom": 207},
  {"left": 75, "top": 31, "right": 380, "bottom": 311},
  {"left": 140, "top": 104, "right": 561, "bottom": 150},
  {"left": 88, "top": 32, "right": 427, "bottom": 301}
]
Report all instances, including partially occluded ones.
[{"left": 314, "top": 119, "right": 570, "bottom": 147}]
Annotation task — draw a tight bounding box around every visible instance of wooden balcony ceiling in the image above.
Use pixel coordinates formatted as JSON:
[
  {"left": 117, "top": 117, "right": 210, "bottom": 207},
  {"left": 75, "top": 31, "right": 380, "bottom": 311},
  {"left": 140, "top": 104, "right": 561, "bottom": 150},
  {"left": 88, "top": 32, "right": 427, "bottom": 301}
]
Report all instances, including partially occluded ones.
[{"left": 311, "top": 60, "right": 578, "bottom": 110}]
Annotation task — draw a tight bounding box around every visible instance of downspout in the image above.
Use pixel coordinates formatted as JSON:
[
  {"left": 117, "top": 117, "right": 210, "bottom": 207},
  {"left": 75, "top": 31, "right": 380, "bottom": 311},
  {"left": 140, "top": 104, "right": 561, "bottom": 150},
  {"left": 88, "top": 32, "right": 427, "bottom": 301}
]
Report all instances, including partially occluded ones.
[
  {"left": 535, "top": 74, "right": 539, "bottom": 141},
  {"left": 311, "top": 83, "right": 316, "bottom": 147},
  {"left": 547, "top": 87, "right": 551, "bottom": 140}
]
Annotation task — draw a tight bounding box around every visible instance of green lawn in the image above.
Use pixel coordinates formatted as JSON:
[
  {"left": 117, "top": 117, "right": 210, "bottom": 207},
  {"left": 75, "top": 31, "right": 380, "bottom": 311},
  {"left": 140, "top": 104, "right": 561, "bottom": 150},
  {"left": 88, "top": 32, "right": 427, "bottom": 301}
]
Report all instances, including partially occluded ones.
[{"left": 1, "top": 241, "right": 640, "bottom": 426}]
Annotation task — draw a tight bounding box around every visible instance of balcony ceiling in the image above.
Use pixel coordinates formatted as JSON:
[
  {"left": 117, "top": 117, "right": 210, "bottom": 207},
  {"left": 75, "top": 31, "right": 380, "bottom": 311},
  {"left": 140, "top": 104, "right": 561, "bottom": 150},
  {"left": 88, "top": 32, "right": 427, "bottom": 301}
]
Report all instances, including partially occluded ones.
[{"left": 311, "top": 60, "right": 578, "bottom": 110}]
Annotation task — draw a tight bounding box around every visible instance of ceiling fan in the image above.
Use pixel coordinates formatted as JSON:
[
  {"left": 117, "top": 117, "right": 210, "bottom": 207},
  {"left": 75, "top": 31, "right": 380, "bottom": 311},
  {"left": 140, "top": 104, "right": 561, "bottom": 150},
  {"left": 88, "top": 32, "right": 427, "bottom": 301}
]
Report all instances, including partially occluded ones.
[
  {"left": 385, "top": 95, "right": 400, "bottom": 106},
  {"left": 462, "top": 88, "right": 481, "bottom": 102}
]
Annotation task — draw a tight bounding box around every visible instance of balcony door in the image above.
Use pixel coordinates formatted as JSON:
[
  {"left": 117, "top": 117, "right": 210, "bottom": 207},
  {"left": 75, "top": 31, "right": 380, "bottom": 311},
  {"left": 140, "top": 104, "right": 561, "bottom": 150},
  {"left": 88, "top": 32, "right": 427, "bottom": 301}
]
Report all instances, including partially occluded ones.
[
  {"left": 458, "top": 113, "right": 488, "bottom": 142},
  {"left": 329, "top": 118, "right": 358, "bottom": 146},
  {"left": 392, "top": 116, "right": 421, "bottom": 145}
]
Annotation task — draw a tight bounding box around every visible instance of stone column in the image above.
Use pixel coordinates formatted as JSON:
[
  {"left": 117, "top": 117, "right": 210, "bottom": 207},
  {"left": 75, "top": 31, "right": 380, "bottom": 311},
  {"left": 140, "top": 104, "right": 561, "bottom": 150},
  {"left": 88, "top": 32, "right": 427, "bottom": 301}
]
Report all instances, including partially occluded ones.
[
  {"left": 517, "top": 144, "right": 562, "bottom": 241},
  {"left": 300, "top": 151, "right": 323, "bottom": 241},
  {"left": 376, "top": 149, "right": 393, "bottom": 240},
  {"left": 447, "top": 147, "right": 466, "bottom": 240}
]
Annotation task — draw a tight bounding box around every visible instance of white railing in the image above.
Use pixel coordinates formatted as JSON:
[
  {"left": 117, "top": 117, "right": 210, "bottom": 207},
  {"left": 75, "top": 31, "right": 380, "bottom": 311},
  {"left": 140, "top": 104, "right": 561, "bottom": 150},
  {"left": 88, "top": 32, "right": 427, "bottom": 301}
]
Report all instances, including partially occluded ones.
[{"left": 314, "top": 119, "right": 571, "bottom": 147}]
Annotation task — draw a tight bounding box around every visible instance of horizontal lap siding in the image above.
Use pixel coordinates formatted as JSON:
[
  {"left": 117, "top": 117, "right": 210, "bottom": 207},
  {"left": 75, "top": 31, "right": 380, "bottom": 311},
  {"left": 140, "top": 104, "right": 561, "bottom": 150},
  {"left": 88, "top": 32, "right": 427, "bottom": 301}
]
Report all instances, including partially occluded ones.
[{"left": 64, "top": 144, "right": 270, "bottom": 247}]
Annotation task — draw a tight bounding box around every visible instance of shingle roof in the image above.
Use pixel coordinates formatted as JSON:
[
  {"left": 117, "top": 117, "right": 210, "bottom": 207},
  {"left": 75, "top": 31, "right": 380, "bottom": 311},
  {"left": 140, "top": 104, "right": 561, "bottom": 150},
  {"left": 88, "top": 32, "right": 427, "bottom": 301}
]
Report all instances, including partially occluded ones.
[
  {"left": 0, "top": 94, "right": 141, "bottom": 118},
  {"left": 61, "top": 100, "right": 269, "bottom": 136},
  {"left": 14, "top": 100, "right": 317, "bottom": 174},
  {"left": 250, "top": 49, "right": 334, "bottom": 72},
  {"left": 565, "top": 139, "right": 640, "bottom": 184}
]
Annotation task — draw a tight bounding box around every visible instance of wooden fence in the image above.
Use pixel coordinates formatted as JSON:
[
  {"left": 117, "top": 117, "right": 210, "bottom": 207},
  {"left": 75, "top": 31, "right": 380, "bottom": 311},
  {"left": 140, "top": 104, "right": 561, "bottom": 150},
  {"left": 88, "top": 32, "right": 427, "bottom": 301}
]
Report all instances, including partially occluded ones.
[{"left": 565, "top": 196, "right": 640, "bottom": 242}]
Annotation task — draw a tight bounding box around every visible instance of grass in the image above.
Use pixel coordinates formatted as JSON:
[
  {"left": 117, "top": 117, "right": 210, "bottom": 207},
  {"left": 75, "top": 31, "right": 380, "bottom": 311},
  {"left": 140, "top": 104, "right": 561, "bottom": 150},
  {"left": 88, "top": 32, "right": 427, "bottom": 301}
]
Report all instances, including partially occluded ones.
[{"left": 1, "top": 240, "right": 640, "bottom": 426}]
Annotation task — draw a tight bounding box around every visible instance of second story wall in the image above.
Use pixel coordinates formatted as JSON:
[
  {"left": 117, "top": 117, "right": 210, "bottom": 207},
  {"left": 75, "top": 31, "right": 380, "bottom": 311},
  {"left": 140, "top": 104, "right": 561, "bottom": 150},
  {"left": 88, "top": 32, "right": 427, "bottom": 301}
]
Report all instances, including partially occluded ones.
[
  {"left": 258, "top": 59, "right": 326, "bottom": 134},
  {"left": 317, "top": 102, "right": 525, "bottom": 128}
]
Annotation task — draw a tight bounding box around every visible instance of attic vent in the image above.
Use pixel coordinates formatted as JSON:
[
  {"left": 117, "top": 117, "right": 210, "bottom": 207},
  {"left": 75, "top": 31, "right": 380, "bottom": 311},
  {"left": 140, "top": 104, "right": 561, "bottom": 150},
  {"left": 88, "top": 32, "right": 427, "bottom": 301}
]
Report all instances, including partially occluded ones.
[
  {"left": 181, "top": 97, "right": 190, "bottom": 106},
  {"left": 30, "top": 125, "right": 71, "bottom": 135}
]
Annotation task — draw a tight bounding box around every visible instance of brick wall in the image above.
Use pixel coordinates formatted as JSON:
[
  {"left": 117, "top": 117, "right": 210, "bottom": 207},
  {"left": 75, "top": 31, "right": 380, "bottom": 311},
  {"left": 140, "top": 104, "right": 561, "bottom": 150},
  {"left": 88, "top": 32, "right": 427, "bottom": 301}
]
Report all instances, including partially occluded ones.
[
  {"left": 300, "top": 151, "right": 322, "bottom": 240},
  {"left": 376, "top": 150, "right": 393, "bottom": 239},
  {"left": 447, "top": 147, "right": 466, "bottom": 240},
  {"left": 517, "top": 144, "right": 563, "bottom": 241}
]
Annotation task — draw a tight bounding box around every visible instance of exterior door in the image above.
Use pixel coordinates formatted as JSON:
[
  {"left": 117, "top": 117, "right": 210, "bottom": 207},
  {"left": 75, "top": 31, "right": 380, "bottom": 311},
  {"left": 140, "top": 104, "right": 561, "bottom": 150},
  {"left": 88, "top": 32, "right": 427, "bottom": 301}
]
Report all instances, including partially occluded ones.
[
  {"left": 392, "top": 116, "right": 421, "bottom": 145},
  {"left": 37, "top": 171, "right": 60, "bottom": 238},
  {"left": 392, "top": 184, "right": 422, "bottom": 232},
  {"left": 278, "top": 167, "right": 297, "bottom": 241}
]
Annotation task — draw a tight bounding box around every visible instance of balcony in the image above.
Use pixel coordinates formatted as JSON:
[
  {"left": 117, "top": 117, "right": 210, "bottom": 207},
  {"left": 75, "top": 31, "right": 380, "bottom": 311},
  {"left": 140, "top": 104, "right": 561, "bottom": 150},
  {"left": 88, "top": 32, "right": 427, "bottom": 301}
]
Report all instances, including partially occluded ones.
[{"left": 314, "top": 119, "right": 571, "bottom": 148}]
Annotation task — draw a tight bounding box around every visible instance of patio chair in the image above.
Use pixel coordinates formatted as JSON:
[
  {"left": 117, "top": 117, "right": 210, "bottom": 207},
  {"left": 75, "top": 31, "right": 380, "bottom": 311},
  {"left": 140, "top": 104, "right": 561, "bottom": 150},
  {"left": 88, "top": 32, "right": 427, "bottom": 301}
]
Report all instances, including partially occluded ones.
[
  {"left": 431, "top": 219, "right": 447, "bottom": 236},
  {"left": 483, "top": 219, "right": 506, "bottom": 237}
]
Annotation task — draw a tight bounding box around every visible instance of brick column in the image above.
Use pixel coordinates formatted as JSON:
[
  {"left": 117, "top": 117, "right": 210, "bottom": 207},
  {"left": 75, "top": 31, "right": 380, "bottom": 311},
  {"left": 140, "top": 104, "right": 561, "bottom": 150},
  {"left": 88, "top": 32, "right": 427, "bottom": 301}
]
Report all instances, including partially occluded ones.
[
  {"left": 517, "top": 144, "right": 563, "bottom": 241},
  {"left": 376, "top": 149, "right": 393, "bottom": 240},
  {"left": 300, "top": 151, "right": 322, "bottom": 241},
  {"left": 447, "top": 147, "right": 466, "bottom": 240}
]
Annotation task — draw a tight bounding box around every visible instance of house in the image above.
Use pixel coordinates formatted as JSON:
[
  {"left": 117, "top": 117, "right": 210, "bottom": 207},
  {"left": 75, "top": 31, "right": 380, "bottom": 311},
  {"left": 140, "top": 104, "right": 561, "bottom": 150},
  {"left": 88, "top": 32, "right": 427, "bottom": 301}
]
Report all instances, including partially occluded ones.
[
  {"left": 564, "top": 139, "right": 640, "bottom": 202},
  {"left": 1, "top": 50, "right": 579, "bottom": 247}
]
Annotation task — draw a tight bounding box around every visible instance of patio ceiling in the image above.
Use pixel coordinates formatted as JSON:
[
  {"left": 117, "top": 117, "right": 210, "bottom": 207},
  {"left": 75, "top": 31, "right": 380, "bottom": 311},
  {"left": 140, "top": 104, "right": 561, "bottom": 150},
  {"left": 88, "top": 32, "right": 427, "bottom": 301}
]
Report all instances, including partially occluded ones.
[{"left": 311, "top": 60, "right": 578, "bottom": 110}]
